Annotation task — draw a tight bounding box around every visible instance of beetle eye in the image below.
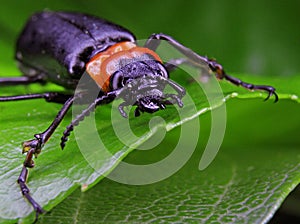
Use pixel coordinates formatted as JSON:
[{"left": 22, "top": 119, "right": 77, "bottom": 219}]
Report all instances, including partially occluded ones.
[{"left": 111, "top": 71, "right": 124, "bottom": 90}]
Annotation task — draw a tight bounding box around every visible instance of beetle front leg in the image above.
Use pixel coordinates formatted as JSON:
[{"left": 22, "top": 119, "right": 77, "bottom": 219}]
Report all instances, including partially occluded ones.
[
  {"left": 17, "top": 96, "right": 74, "bottom": 218},
  {"left": 145, "top": 33, "right": 278, "bottom": 102},
  {"left": 18, "top": 149, "right": 44, "bottom": 222}
]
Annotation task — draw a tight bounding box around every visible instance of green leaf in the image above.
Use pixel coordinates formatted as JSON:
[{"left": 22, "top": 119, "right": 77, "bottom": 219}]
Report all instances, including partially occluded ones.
[
  {"left": 38, "top": 96, "right": 300, "bottom": 224},
  {"left": 0, "top": 73, "right": 299, "bottom": 224},
  {"left": 0, "top": 1, "right": 300, "bottom": 223}
]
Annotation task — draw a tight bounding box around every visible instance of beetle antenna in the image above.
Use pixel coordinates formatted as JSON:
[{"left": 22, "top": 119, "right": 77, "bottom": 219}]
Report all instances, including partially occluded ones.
[
  {"left": 60, "top": 102, "right": 96, "bottom": 149},
  {"left": 60, "top": 92, "right": 118, "bottom": 149}
]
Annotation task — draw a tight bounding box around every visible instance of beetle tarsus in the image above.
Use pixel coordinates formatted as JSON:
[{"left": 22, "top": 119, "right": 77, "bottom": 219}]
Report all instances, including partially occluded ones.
[
  {"left": 18, "top": 176, "right": 45, "bottom": 221},
  {"left": 224, "top": 73, "right": 279, "bottom": 103},
  {"left": 207, "top": 60, "right": 279, "bottom": 102},
  {"left": 18, "top": 151, "right": 45, "bottom": 221},
  {"left": 264, "top": 89, "right": 278, "bottom": 102}
]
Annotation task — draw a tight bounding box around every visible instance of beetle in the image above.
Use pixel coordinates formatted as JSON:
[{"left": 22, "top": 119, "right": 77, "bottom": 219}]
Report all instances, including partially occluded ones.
[{"left": 0, "top": 11, "right": 278, "bottom": 220}]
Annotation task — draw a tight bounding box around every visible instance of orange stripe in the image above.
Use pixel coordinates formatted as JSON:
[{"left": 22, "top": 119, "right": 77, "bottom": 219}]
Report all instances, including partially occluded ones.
[{"left": 86, "top": 42, "right": 162, "bottom": 92}]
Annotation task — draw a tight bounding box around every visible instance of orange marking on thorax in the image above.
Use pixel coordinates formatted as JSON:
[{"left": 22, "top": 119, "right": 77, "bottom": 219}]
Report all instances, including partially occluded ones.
[{"left": 86, "top": 41, "right": 162, "bottom": 92}]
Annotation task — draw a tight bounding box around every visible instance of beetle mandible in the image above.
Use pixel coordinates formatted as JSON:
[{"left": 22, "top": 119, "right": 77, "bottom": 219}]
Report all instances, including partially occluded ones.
[{"left": 0, "top": 11, "right": 278, "bottom": 220}]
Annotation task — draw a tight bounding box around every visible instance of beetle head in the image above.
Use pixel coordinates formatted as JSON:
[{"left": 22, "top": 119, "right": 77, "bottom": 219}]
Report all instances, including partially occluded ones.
[{"left": 111, "top": 59, "right": 185, "bottom": 117}]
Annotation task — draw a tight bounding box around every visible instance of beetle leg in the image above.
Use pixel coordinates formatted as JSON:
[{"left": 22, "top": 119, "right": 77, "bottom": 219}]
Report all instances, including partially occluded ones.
[
  {"left": 145, "top": 33, "right": 209, "bottom": 64},
  {"left": 18, "top": 149, "right": 44, "bottom": 222},
  {"left": 164, "top": 58, "right": 206, "bottom": 73},
  {"left": 207, "top": 61, "right": 279, "bottom": 102},
  {"left": 18, "top": 96, "right": 74, "bottom": 217},
  {"left": 145, "top": 33, "right": 278, "bottom": 102},
  {"left": 23, "top": 96, "right": 74, "bottom": 154},
  {"left": 0, "top": 92, "right": 72, "bottom": 104},
  {"left": 0, "top": 75, "right": 45, "bottom": 86},
  {"left": 164, "top": 58, "right": 211, "bottom": 83},
  {"left": 164, "top": 58, "right": 189, "bottom": 72}
]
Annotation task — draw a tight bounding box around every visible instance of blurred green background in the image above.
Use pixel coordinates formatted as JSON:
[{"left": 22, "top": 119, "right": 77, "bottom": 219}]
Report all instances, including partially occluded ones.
[
  {"left": 0, "top": 0, "right": 299, "bottom": 77},
  {"left": 0, "top": 0, "right": 299, "bottom": 223}
]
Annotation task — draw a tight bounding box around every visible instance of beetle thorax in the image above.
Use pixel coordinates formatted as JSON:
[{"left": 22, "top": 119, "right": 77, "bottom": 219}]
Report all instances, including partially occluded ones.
[{"left": 86, "top": 41, "right": 162, "bottom": 92}]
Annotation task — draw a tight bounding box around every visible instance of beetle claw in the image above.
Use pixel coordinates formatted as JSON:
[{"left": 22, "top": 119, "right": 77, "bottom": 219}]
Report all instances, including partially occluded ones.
[{"left": 264, "top": 89, "right": 278, "bottom": 103}]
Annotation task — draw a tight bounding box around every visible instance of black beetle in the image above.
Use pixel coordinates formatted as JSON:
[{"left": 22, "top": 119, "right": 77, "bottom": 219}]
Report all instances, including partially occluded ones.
[{"left": 0, "top": 11, "right": 278, "bottom": 220}]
